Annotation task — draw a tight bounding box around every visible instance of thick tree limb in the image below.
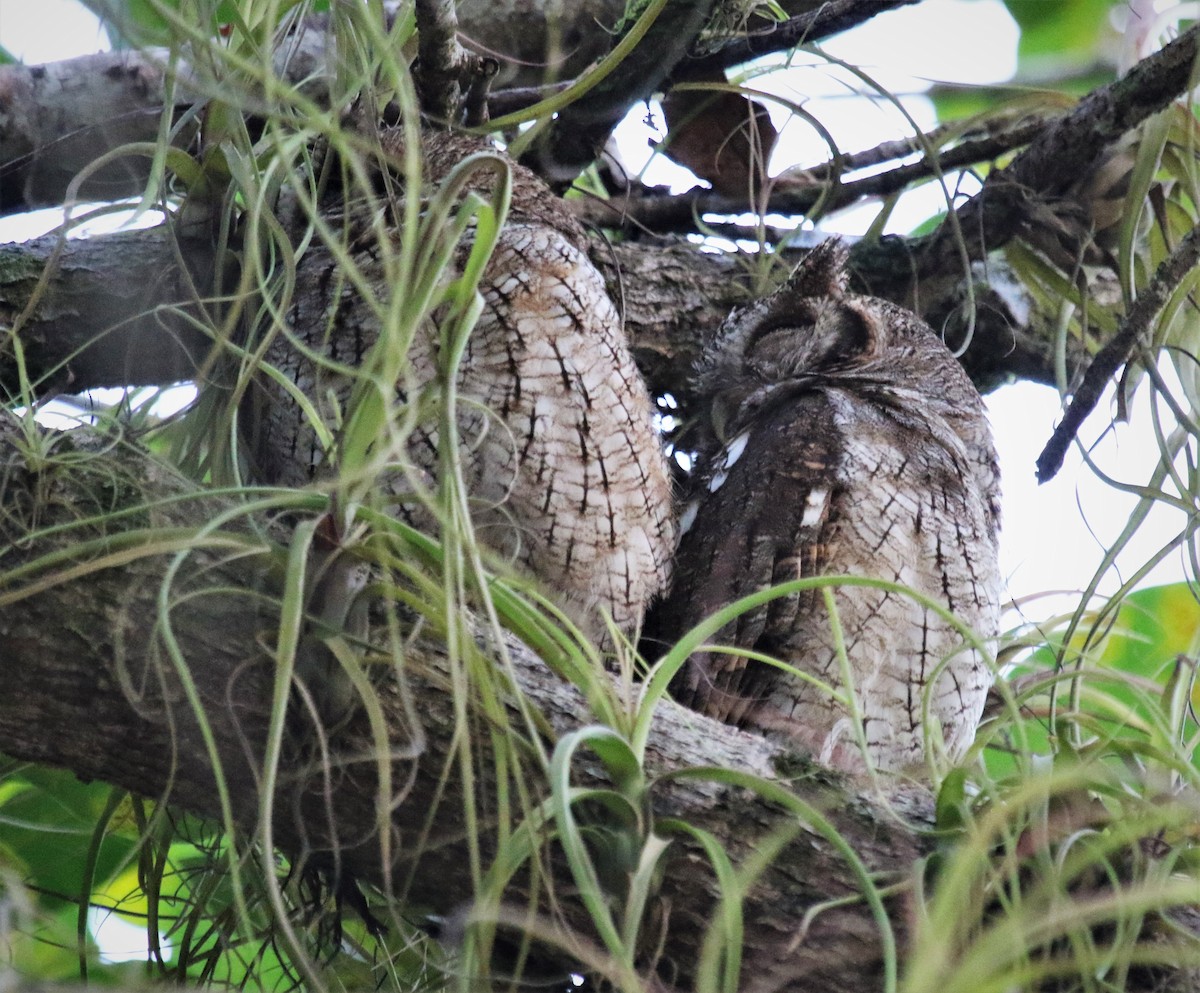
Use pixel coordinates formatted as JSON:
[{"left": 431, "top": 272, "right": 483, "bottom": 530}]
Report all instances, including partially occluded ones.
[
  {"left": 917, "top": 23, "right": 1200, "bottom": 279},
  {"left": 0, "top": 220, "right": 1074, "bottom": 408},
  {"left": 0, "top": 14, "right": 346, "bottom": 215},
  {"left": 0, "top": 413, "right": 923, "bottom": 992},
  {"left": 0, "top": 226, "right": 213, "bottom": 396},
  {"left": 0, "top": 51, "right": 191, "bottom": 213},
  {"left": 599, "top": 236, "right": 1077, "bottom": 397}
]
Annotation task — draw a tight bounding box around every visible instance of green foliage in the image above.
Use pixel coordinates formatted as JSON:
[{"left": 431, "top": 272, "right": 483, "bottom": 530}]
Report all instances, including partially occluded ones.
[
  {"left": 0, "top": 768, "right": 135, "bottom": 982},
  {"left": 85, "top": 0, "right": 331, "bottom": 49},
  {"left": 1004, "top": 0, "right": 1115, "bottom": 69},
  {"left": 910, "top": 580, "right": 1200, "bottom": 990},
  {"left": 0, "top": 769, "right": 436, "bottom": 989},
  {"left": 983, "top": 583, "right": 1200, "bottom": 777}
]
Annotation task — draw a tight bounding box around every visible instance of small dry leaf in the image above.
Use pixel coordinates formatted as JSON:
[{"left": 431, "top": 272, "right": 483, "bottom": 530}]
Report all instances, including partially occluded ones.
[{"left": 662, "top": 86, "right": 777, "bottom": 196}]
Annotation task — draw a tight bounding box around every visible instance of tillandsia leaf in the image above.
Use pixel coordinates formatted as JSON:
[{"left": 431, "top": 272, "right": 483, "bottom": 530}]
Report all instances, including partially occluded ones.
[
  {"left": 935, "top": 767, "right": 970, "bottom": 833},
  {"left": 906, "top": 791, "right": 1200, "bottom": 992},
  {"left": 162, "top": 146, "right": 205, "bottom": 192},
  {"left": 1117, "top": 111, "right": 1171, "bottom": 306},
  {"left": 823, "top": 586, "right": 874, "bottom": 775},
  {"left": 477, "top": 568, "right": 619, "bottom": 731},
  {"left": 619, "top": 830, "right": 671, "bottom": 958},
  {"left": 656, "top": 819, "right": 742, "bottom": 993},
  {"left": 360, "top": 498, "right": 607, "bottom": 717},
  {"left": 76, "top": 788, "right": 124, "bottom": 981},
  {"left": 577, "top": 727, "right": 645, "bottom": 799},
  {"left": 1156, "top": 258, "right": 1200, "bottom": 363},
  {"left": 264, "top": 516, "right": 317, "bottom": 811},
  {"left": 635, "top": 575, "right": 996, "bottom": 764},
  {"left": 550, "top": 728, "right": 642, "bottom": 970},
  {"left": 151, "top": 498, "right": 289, "bottom": 943},
  {"left": 335, "top": 152, "right": 511, "bottom": 510},
  {"left": 477, "top": 801, "right": 551, "bottom": 909},
  {"left": 0, "top": 527, "right": 263, "bottom": 608},
  {"left": 659, "top": 764, "right": 898, "bottom": 993},
  {"left": 255, "top": 518, "right": 335, "bottom": 990},
  {"left": 322, "top": 635, "right": 396, "bottom": 828}
]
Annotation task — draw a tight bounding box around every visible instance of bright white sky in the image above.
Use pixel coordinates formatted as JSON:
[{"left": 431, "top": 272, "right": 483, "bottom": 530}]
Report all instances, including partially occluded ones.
[{"left": 0, "top": 0, "right": 1193, "bottom": 625}]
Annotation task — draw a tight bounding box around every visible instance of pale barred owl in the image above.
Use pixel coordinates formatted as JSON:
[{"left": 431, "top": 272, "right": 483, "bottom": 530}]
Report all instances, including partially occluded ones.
[
  {"left": 650, "top": 240, "right": 1001, "bottom": 774},
  {"left": 253, "top": 132, "right": 674, "bottom": 640}
]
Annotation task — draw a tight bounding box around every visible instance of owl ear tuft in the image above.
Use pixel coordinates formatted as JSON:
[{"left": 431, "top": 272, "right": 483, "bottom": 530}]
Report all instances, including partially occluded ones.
[
  {"left": 789, "top": 239, "right": 850, "bottom": 299},
  {"left": 762, "top": 239, "right": 850, "bottom": 321}
]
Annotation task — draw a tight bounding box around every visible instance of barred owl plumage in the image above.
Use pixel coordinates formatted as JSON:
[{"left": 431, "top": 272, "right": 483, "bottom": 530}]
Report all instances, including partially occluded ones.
[
  {"left": 652, "top": 240, "right": 1001, "bottom": 774},
  {"left": 255, "top": 132, "right": 674, "bottom": 640}
]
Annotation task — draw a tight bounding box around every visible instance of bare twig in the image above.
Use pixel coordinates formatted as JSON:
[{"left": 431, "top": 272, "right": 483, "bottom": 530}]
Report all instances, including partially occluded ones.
[
  {"left": 805, "top": 114, "right": 1051, "bottom": 181},
  {"left": 486, "top": 80, "right": 571, "bottom": 119},
  {"left": 568, "top": 114, "right": 1050, "bottom": 232},
  {"left": 413, "top": 0, "right": 496, "bottom": 125},
  {"left": 1035, "top": 224, "right": 1200, "bottom": 483}
]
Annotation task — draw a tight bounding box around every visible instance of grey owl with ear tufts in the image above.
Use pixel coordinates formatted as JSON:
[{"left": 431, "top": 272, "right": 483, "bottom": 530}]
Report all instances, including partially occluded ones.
[{"left": 649, "top": 240, "right": 1001, "bottom": 775}]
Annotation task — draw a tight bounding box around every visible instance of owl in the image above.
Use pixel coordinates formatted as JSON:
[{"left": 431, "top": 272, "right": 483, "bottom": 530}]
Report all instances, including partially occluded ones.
[
  {"left": 649, "top": 240, "right": 1001, "bottom": 775},
  {"left": 253, "top": 131, "right": 675, "bottom": 642}
]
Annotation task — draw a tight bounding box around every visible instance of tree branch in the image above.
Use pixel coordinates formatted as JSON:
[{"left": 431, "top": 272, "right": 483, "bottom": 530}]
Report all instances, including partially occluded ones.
[
  {"left": 522, "top": 0, "right": 717, "bottom": 184},
  {"left": 568, "top": 114, "right": 1049, "bottom": 234},
  {"left": 679, "top": 0, "right": 925, "bottom": 79},
  {"left": 0, "top": 18, "right": 344, "bottom": 214},
  {"left": 0, "top": 51, "right": 193, "bottom": 213},
  {"left": 918, "top": 23, "right": 1200, "bottom": 278},
  {"left": 415, "top": 0, "right": 467, "bottom": 120},
  {"left": 0, "top": 225, "right": 213, "bottom": 396},
  {"left": 1035, "top": 222, "right": 1200, "bottom": 482},
  {"left": 414, "top": 0, "right": 499, "bottom": 125},
  {"left": 0, "top": 0, "right": 909, "bottom": 212},
  {"left": 0, "top": 218, "right": 1074, "bottom": 409}
]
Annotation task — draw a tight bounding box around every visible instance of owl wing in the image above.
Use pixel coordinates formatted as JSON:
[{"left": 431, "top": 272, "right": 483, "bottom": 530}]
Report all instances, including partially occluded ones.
[{"left": 652, "top": 391, "right": 845, "bottom": 725}]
